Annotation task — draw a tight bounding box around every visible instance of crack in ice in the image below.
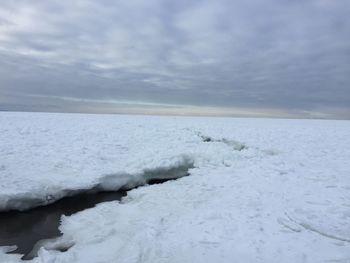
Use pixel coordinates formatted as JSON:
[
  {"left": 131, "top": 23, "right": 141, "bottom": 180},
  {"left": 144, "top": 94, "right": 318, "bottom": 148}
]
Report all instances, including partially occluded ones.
[
  {"left": 0, "top": 157, "right": 195, "bottom": 260},
  {"left": 284, "top": 212, "right": 350, "bottom": 243}
]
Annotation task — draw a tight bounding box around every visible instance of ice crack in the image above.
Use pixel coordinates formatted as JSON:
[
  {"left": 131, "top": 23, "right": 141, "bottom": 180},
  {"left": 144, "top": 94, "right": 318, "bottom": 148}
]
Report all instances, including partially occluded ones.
[{"left": 284, "top": 213, "right": 350, "bottom": 243}]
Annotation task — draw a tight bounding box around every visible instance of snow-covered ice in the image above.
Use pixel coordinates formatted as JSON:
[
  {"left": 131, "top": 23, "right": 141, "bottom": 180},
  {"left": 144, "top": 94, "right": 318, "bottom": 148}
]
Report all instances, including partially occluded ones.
[{"left": 1, "top": 112, "right": 350, "bottom": 262}]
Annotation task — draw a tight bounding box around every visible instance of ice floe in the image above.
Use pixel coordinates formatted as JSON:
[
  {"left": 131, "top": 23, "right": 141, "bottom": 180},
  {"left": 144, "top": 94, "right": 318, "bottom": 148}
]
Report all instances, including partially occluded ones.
[{"left": 1, "top": 112, "right": 350, "bottom": 262}]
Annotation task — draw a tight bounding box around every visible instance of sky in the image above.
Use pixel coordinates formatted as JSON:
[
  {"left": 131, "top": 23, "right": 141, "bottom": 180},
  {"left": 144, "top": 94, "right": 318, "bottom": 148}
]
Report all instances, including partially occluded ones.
[{"left": 0, "top": 0, "right": 349, "bottom": 119}]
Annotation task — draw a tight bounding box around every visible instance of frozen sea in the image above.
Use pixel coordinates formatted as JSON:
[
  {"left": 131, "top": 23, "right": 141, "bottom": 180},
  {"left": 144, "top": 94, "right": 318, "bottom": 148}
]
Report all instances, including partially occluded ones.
[{"left": 0, "top": 111, "right": 349, "bottom": 262}]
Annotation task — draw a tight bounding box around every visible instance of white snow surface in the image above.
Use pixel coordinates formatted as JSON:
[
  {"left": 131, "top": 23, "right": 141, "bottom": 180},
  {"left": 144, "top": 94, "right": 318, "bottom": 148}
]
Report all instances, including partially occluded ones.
[{"left": 1, "top": 112, "right": 350, "bottom": 262}]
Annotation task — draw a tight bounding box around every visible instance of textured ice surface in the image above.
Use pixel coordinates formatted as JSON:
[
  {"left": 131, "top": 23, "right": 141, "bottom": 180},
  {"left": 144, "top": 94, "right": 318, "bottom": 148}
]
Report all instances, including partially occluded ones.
[
  {"left": 1, "top": 112, "right": 350, "bottom": 262},
  {"left": 0, "top": 112, "right": 196, "bottom": 211}
]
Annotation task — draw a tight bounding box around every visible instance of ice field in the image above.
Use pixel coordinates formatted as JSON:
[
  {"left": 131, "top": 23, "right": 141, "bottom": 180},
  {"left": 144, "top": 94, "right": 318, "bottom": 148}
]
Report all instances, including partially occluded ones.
[{"left": 0, "top": 112, "right": 349, "bottom": 262}]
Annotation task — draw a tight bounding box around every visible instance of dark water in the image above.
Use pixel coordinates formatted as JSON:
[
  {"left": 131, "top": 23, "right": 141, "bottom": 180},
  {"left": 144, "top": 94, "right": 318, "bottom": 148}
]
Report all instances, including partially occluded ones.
[
  {"left": 0, "top": 178, "right": 179, "bottom": 260},
  {"left": 0, "top": 190, "right": 127, "bottom": 260}
]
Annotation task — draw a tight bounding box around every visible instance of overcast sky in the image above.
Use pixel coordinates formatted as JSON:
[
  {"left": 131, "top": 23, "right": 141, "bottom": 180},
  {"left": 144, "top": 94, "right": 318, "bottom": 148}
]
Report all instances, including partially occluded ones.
[{"left": 0, "top": 0, "right": 349, "bottom": 119}]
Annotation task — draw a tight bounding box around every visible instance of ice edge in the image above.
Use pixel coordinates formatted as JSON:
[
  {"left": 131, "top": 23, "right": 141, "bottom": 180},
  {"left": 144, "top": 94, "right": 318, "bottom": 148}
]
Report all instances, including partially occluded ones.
[{"left": 0, "top": 155, "right": 195, "bottom": 212}]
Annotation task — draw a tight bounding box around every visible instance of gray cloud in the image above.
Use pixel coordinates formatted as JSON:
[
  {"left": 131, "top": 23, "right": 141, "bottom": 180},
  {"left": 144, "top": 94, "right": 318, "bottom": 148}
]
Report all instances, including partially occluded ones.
[{"left": 0, "top": 0, "right": 349, "bottom": 119}]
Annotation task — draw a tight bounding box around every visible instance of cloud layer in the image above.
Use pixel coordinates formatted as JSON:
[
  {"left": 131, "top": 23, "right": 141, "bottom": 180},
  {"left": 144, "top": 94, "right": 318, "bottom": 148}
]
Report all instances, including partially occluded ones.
[{"left": 0, "top": 0, "right": 349, "bottom": 118}]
